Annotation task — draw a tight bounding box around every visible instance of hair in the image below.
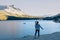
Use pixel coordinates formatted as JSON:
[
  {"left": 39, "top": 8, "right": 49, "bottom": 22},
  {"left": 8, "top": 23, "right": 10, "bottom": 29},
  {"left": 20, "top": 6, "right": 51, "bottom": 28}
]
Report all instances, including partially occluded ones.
[{"left": 35, "top": 21, "right": 39, "bottom": 25}]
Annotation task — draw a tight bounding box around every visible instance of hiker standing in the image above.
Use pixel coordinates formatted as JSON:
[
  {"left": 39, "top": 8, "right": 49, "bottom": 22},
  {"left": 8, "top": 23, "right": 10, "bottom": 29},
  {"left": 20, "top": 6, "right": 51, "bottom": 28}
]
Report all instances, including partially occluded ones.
[{"left": 35, "top": 21, "right": 44, "bottom": 38}]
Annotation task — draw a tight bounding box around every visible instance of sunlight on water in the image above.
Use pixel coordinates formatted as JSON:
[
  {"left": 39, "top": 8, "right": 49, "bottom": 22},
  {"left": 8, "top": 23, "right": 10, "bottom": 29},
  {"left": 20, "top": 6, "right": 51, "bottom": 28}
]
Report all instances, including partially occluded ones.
[{"left": 0, "top": 20, "right": 60, "bottom": 39}]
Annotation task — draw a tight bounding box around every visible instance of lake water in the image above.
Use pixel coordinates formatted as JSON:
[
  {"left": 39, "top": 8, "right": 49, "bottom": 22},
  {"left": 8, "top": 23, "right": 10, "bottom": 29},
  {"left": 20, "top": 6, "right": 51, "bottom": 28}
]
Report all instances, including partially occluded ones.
[{"left": 0, "top": 20, "right": 60, "bottom": 39}]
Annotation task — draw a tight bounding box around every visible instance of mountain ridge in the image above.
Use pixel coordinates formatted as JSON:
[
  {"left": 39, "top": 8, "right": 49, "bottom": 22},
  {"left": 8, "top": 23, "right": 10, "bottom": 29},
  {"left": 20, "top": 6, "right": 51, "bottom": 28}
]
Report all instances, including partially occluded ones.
[{"left": 0, "top": 5, "right": 44, "bottom": 20}]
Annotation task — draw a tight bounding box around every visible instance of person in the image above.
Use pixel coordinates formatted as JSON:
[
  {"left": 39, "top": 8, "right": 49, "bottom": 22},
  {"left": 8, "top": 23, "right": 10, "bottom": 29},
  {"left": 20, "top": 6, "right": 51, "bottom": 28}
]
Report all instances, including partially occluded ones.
[{"left": 34, "top": 21, "right": 44, "bottom": 38}]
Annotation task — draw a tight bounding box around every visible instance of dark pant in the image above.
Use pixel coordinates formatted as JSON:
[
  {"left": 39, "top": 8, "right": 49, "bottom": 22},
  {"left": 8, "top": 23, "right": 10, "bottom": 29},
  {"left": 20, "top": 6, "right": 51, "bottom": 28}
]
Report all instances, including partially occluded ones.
[{"left": 35, "top": 29, "right": 40, "bottom": 37}]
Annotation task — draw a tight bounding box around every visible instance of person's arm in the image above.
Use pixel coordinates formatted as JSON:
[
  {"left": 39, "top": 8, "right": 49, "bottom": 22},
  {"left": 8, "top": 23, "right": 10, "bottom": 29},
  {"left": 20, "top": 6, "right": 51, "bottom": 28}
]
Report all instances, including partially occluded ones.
[
  {"left": 40, "top": 26, "right": 44, "bottom": 30},
  {"left": 39, "top": 25, "right": 44, "bottom": 30}
]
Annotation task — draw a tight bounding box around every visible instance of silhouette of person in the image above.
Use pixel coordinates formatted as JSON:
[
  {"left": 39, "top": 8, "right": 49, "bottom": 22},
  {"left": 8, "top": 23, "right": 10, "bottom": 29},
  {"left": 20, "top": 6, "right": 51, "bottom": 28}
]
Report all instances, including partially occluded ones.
[{"left": 34, "top": 21, "right": 44, "bottom": 38}]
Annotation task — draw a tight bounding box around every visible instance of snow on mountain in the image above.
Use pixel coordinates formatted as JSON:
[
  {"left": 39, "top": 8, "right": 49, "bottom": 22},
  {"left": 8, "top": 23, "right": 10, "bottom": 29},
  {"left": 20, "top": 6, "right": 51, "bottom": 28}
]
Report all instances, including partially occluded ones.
[
  {"left": 0, "top": 5, "right": 30, "bottom": 18},
  {"left": 4, "top": 5, "right": 24, "bottom": 16}
]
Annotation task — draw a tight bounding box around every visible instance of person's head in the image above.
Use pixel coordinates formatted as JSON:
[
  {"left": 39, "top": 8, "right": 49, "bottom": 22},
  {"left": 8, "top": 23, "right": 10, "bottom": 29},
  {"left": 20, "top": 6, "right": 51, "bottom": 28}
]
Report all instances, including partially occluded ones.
[{"left": 35, "top": 21, "right": 39, "bottom": 25}]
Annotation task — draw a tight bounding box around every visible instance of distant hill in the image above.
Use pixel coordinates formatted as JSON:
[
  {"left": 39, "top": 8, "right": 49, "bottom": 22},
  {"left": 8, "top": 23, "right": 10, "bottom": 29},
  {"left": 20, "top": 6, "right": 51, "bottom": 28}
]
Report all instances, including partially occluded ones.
[
  {"left": 52, "top": 13, "right": 60, "bottom": 23},
  {"left": 0, "top": 5, "right": 44, "bottom": 20},
  {"left": 42, "top": 13, "right": 60, "bottom": 23}
]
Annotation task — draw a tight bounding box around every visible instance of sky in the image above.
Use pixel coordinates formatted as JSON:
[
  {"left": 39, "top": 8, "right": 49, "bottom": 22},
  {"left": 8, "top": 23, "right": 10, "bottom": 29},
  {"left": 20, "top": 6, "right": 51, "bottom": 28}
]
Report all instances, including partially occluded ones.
[{"left": 0, "top": 0, "right": 60, "bottom": 16}]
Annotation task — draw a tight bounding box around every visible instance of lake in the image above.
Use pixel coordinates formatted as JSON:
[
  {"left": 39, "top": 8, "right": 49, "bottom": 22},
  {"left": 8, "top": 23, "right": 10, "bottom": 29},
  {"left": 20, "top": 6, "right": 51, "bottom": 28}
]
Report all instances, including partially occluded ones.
[{"left": 0, "top": 20, "right": 60, "bottom": 39}]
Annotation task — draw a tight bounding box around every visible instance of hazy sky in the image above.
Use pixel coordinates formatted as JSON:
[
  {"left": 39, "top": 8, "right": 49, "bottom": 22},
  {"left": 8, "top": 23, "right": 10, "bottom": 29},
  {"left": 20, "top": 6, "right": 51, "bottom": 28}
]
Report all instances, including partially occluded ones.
[{"left": 0, "top": 0, "right": 60, "bottom": 16}]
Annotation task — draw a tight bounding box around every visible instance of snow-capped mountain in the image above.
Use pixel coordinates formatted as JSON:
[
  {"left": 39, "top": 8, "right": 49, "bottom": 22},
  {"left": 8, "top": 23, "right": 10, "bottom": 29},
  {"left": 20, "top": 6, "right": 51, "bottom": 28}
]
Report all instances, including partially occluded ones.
[
  {"left": 0, "top": 5, "right": 37, "bottom": 17},
  {"left": 4, "top": 5, "right": 24, "bottom": 16},
  {"left": 0, "top": 5, "right": 44, "bottom": 20}
]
